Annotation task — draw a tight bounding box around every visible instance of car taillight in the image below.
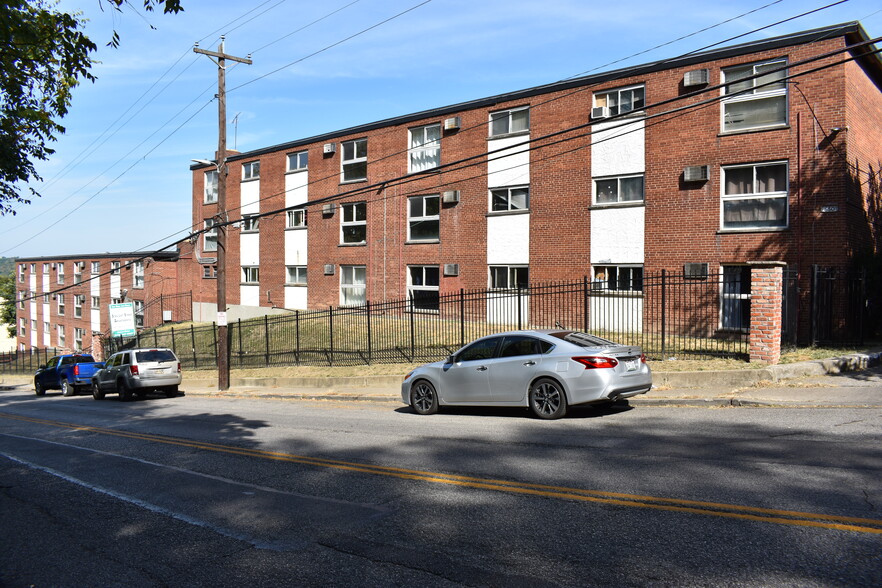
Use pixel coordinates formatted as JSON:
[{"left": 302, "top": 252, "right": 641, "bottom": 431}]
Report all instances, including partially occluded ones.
[
  {"left": 74, "top": 365, "right": 80, "bottom": 376},
  {"left": 130, "top": 365, "right": 139, "bottom": 376},
  {"left": 177, "top": 362, "right": 181, "bottom": 373},
  {"left": 573, "top": 356, "right": 618, "bottom": 369},
  {"left": 641, "top": 353, "right": 647, "bottom": 363}
]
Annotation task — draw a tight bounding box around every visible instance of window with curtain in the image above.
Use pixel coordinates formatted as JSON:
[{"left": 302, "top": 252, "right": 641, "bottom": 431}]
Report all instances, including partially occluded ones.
[
  {"left": 722, "top": 59, "right": 787, "bottom": 132},
  {"left": 408, "top": 124, "right": 441, "bottom": 172},
  {"left": 722, "top": 162, "right": 788, "bottom": 229}
]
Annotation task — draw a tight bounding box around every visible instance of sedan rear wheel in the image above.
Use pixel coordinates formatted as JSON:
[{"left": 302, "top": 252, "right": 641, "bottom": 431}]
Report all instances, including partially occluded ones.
[
  {"left": 117, "top": 379, "right": 132, "bottom": 402},
  {"left": 410, "top": 380, "right": 439, "bottom": 415},
  {"left": 92, "top": 381, "right": 105, "bottom": 400},
  {"left": 529, "top": 378, "right": 567, "bottom": 420}
]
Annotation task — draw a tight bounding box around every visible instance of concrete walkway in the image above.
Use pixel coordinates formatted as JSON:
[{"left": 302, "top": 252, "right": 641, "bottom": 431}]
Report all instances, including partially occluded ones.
[{"left": 3, "top": 350, "right": 881, "bottom": 408}]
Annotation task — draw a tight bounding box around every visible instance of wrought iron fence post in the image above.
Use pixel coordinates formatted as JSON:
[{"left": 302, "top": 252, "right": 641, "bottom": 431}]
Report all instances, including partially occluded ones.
[
  {"left": 459, "top": 288, "right": 465, "bottom": 349},
  {"left": 191, "top": 324, "right": 197, "bottom": 368},
  {"left": 661, "top": 269, "right": 667, "bottom": 359},
  {"left": 583, "top": 276, "right": 589, "bottom": 333},
  {"left": 409, "top": 293, "right": 416, "bottom": 361},
  {"left": 328, "top": 306, "right": 334, "bottom": 366},
  {"left": 517, "top": 286, "right": 523, "bottom": 330},
  {"left": 153, "top": 328, "right": 158, "bottom": 347},
  {"left": 264, "top": 314, "right": 270, "bottom": 366},
  {"left": 236, "top": 318, "right": 243, "bottom": 368},
  {"left": 366, "top": 301, "right": 373, "bottom": 365},
  {"left": 170, "top": 327, "right": 175, "bottom": 354},
  {"left": 295, "top": 310, "right": 301, "bottom": 366}
]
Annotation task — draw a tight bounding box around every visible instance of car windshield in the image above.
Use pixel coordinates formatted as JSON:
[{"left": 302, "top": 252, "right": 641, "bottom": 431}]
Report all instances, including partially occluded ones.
[
  {"left": 547, "top": 331, "right": 615, "bottom": 348},
  {"left": 135, "top": 350, "right": 176, "bottom": 363}
]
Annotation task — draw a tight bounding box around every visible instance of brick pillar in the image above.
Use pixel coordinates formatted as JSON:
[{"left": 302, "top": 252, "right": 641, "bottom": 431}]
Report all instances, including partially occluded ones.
[
  {"left": 90, "top": 332, "right": 104, "bottom": 361},
  {"left": 748, "top": 263, "right": 785, "bottom": 364}
]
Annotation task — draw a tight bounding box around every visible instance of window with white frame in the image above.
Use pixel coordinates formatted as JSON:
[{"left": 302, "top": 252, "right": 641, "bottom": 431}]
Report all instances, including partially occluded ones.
[
  {"left": 90, "top": 261, "right": 100, "bottom": 274},
  {"left": 408, "top": 195, "right": 440, "bottom": 241},
  {"left": 490, "top": 107, "right": 529, "bottom": 137},
  {"left": 18, "top": 291, "right": 24, "bottom": 309},
  {"left": 204, "top": 219, "right": 218, "bottom": 252},
  {"left": 91, "top": 296, "right": 100, "bottom": 309},
  {"left": 18, "top": 265, "right": 24, "bottom": 282},
  {"left": 31, "top": 319, "right": 36, "bottom": 333},
  {"left": 286, "top": 266, "right": 307, "bottom": 285},
  {"left": 722, "top": 162, "right": 788, "bottom": 229},
  {"left": 204, "top": 170, "right": 218, "bottom": 203},
  {"left": 30, "top": 263, "right": 36, "bottom": 273},
  {"left": 111, "top": 261, "right": 120, "bottom": 275},
  {"left": 341, "top": 202, "right": 367, "bottom": 244},
  {"left": 490, "top": 265, "right": 529, "bottom": 289},
  {"left": 202, "top": 265, "right": 217, "bottom": 279},
  {"left": 19, "top": 318, "right": 26, "bottom": 337},
  {"left": 42, "top": 294, "right": 49, "bottom": 304},
  {"left": 594, "top": 175, "right": 645, "bottom": 205},
  {"left": 594, "top": 85, "right": 645, "bottom": 116},
  {"left": 134, "top": 300, "right": 144, "bottom": 328},
  {"left": 491, "top": 186, "right": 530, "bottom": 212},
  {"left": 408, "top": 266, "right": 440, "bottom": 311},
  {"left": 592, "top": 265, "right": 644, "bottom": 292},
  {"left": 56, "top": 263, "right": 65, "bottom": 284},
  {"left": 74, "top": 295, "right": 84, "bottom": 318},
  {"left": 287, "top": 150, "right": 308, "bottom": 172},
  {"left": 242, "top": 266, "right": 259, "bottom": 284},
  {"left": 57, "top": 294, "right": 65, "bottom": 316},
  {"left": 242, "top": 161, "right": 260, "bottom": 180},
  {"left": 721, "top": 265, "right": 751, "bottom": 330},
  {"left": 722, "top": 59, "right": 787, "bottom": 132},
  {"left": 43, "top": 321, "right": 50, "bottom": 335},
  {"left": 241, "top": 214, "right": 259, "bottom": 233},
  {"left": 75, "top": 328, "right": 84, "bottom": 350},
  {"left": 341, "top": 139, "right": 367, "bottom": 182},
  {"left": 73, "top": 262, "right": 83, "bottom": 284},
  {"left": 133, "top": 261, "right": 144, "bottom": 288},
  {"left": 42, "top": 263, "right": 49, "bottom": 274},
  {"left": 340, "top": 265, "right": 366, "bottom": 306},
  {"left": 57, "top": 324, "right": 65, "bottom": 347},
  {"left": 286, "top": 209, "right": 306, "bottom": 229},
  {"left": 111, "top": 297, "right": 123, "bottom": 305},
  {"left": 408, "top": 124, "right": 441, "bottom": 172}
]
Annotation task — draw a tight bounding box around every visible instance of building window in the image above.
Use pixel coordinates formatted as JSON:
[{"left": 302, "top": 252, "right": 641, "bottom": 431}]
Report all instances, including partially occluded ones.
[
  {"left": 18, "top": 291, "right": 25, "bottom": 309},
  {"left": 204, "top": 219, "right": 218, "bottom": 252},
  {"left": 57, "top": 324, "right": 65, "bottom": 347},
  {"left": 286, "top": 266, "right": 307, "bottom": 286},
  {"left": 43, "top": 294, "right": 49, "bottom": 304},
  {"left": 408, "top": 195, "right": 440, "bottom": 241},
  {"left": 111, "top": 297, "right": 123, "bottom": 305},
  {"left": 57, "top": 294, "right": 65, "bottom": 316},
  {"left": 91, "top": 296, "right": 100, "bottom": 309},
  {"left": 340, "top": 265, "right": 366, "bottom": 306},
  {"left": 594, "top": 175, "right": 645, "bottom": 205},
  {"left": 722, "top": 162, "right": 788, "bottom": 230},
  {"left": 490, "top": 265, "right": 529, "bottom": 289},
  {"left": 19, "top": 318, "right": 26, "bottom": 337},
  {"left": 133, "top": 261, "right": 144, "bottom": 288},
  {"left": 241, "top": 214, "right": 259, "bottom": 233},
  {"left": 202, "top": 265, "right": 217, "bottom": 279},
  {"left": 594, "top": 85, "right": 645, "bottom": 116},
  {"left": 341, "top": 202, "right": 367, "bottom": 244},
  {"left": 408, "top": 266, "right": 440, "bottom": 311},
  {"left": 73, "top": 263, "right": 83, "bottom": 284},
  {"left": 593, "top": 265, "right": 644, "bottom": 292},
  {"left": 286, "top": 209, "right": 306, "bottom": 229},
  {"left": 242, "top": 266, "right": 259, "bottom": 284},
  {"left": 242, "top": 161, "right": 260, "bottom": 180},
  {"left": 408, "top": 124, "right": 441, "bottom": 172},
  {"left": 204, "top": 170, "right": 218, "bottom": 203},
  {"left": 42, "top": 263, "right": 49, "bottom": 274},
  {"left": 56, "top": 263, "right": 65, "bottom": 284},
  {"left": 18, "top": 265, "right": 24, "bottom": 282},
  {"left": 74, "top": 328, "right": 85, "bottom": 350},
  {"left": 44, "top": 321, "right": 50, "bottom": 335},
  {"left": 90, "top": 261, "right": 100, "bottom": 274},
  {"left": 287, "top": 150, "right": 308, "bottom": 172},
  {"left": 722, "top": 59, "right": 787, "bottom": 132},
  {"left": 30, "top": 263, "right": 36, "bottom": 273},
  {"left": 722, "top": 266, "right": 751, "bottom": 330},
  {"left": 341, "top": 138, "right": 367, "bottom": 182},
  {"left": 491, "top": 186, "right": 530, "bottom": 212},
  {"left": 74, "top": 295, "right": 84, "bottom": 318},
  {"left": 490, "top": 107, "right": 529, "bottom": 137},
  {"left": 134, "top": 300, "right": 144, "bottom": 328},
  {"left": 111, "top": 261, "right": 121, "bottom": 275}
]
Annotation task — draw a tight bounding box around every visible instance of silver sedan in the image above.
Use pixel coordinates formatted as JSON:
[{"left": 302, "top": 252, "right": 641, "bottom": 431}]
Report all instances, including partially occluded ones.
[{"left": 401, "top": 330, "right": 652, "bottom": 419}]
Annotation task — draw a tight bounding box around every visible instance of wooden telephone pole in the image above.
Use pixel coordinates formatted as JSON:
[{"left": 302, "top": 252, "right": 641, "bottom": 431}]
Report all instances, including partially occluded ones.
[{"left": 194, "top": 37, "right": 252, "bottom": 390}]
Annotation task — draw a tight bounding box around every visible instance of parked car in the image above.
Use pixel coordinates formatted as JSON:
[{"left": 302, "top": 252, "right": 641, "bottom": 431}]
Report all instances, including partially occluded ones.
[
  {"left": 401, "top": 330, "right": 652, "bottom": 419},
  {"left": 34, "top": 354, "right": 106, "bottom": 397},
  {"left": 91, "top": 348, "right": 182, "bottom": 401}
]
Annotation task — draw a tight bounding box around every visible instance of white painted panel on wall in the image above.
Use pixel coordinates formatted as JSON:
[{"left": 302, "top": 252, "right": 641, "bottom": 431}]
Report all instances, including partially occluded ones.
[
  {"left": 241, "top": 180, "right": 260, "bottom": 214},
  {"left": 488, "top": 135, "right": 530, "bottom": 188},
  {"left": 285, "top": 229, "right": 308, "bottom": 266},
  {"left": 240, "top": 233, "right": 260, "bottom": 266},
  {"left": 284, "top": 286, "right": 308, "bottom": 310},
  {"left": 487, "top": 213, "right": 530, "bottom": 264},
  {"left": 590, "top": 206, "right": 644, "bottom": 264},
  {"left": 591, "top": 119, "right": 645, "bottom": 177},
  {"left": 285, "top": 172, "right": 308, "bottom": 207},
  {"left": 91, "top": 309, "right": 101, "bottom": 333},
  {"left": 110, "top": 274, "right": 120, "bottom": 298},
  {"left": 91, "top": 275, "right": 100, "bottom": 296},
  {"left": 240, "top": 284, "right": 260, "bottom": 307},
  {"left": 42, "top": 275, "right": 49, "bottom": 293}
]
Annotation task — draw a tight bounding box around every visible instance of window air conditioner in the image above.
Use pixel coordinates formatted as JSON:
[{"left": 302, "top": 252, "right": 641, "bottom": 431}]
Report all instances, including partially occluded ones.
[
  {"left": 441, "top": 190, "right": 460, "bottom": 204},
  {"left": 683, "top": 69, "right": 709, "bottom": 87},
  {"left": 323, "top": 142, "right": 336, "bottom": 155},
  {"left": 323, "top": 264, "right": 335, "bottom": 275},
  {"left": 443, "top": 263, "right": 459, "bottom": 277},
  {"left": 322, "top": 203, "right": 336, "bottom": 215},
  {"left": 684, "top": 165, "right": 710, "bottom": 182},
  {"left": 684, "top": 263, "right": 709, "bottom": 280},
  {"left": 51, "top": 263, "right": 56, "bottom": 270},
  {"left": 443, "top": 117, "right": 461, "bottom": 131},
  {"left": 591, "top": 106, "right": 610, "bottom": 119}
]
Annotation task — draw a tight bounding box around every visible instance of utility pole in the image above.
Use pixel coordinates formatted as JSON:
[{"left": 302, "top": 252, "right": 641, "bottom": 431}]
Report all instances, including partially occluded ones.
[{"left": 194, "top": 37, "right": 252, "bottom": 391}]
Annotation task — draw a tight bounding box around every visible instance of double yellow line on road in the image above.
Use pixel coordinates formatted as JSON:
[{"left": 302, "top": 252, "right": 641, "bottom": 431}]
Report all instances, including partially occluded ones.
[{"left": 3, "top": 411, "right": 882, "bottom": 535}]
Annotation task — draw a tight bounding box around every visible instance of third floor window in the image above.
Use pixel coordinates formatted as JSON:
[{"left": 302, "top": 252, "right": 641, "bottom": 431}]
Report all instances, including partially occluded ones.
[
  {"left": 722, "top": 59, "right": 787, "bottom": 132},
  {"left": 408, "top": 124, "right": 441, "bottom": 173},
  {"left": 342, "top": 139, "right": 367, "bottom": 182}
]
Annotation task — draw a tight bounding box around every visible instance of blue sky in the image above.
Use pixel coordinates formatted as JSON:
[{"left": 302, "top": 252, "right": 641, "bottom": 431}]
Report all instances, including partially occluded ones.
[{"left": 2, "top": 0, "right": 880, "bottom": 258}]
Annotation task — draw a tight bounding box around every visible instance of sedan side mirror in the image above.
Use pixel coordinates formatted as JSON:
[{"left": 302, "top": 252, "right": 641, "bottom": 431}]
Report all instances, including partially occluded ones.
[{"left": 446, "top": 355, "right": 456, "bottom": 365}]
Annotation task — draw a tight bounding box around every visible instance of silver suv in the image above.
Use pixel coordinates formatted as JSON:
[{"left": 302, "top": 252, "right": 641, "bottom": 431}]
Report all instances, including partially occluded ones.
[{"left": 92, "top": 348, "right": 182, "bottom": 401}]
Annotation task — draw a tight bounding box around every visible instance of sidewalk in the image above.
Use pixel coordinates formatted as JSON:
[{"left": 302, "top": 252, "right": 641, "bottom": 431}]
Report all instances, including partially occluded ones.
[{"left": 3, "top": 350, "right": 881, "bottom": 407}]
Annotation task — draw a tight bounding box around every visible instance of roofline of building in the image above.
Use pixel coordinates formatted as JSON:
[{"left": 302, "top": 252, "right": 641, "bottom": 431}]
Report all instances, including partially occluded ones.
[
  {"left": 15, "top": 251, "right": 179, "bottom": 263},
  {"left": 190, "top": 21, "right": 878, "bottom": 168}
]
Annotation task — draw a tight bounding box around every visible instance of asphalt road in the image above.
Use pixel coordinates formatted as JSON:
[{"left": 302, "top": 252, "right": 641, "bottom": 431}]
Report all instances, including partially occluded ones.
[{"left": 1, "top": 388, "right": 880, "bottom": 587}]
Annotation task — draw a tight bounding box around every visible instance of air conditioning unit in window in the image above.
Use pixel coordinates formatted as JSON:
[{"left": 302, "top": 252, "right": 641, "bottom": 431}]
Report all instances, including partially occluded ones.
[
  {"left": 323, "top": 264, "right": 335, "bottom": 276},
  {"left": 443, "top": 263, "right": 459, "bottom": 277},
  {"left": 684, "top": 69, "right": 709, "bottom": 87},
  {"left": 51, "top": 263, "right": 56, "bottom": 270},
  {"left": 591, "top": 106, "right": 610, "bottom": 119},
  {"left": 322, "top": 203, "right": 336, "bottom": 216},
  {"left": 323, "top": 142, "right": 336, "bottom": 155},
  {"left": 442, "top": 190, "right": 460, "bottom": 204},
  {"left": 684, "top": 165, "right": 710, "bottom": 182},
  {"left": 443, "top": 117, "right": 461, "bottom": 131},
  {"left": 684, "top": 263, "right": 709, "bottom": 280}
]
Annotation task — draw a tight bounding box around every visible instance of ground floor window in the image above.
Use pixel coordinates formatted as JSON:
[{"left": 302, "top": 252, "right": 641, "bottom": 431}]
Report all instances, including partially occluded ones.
[
  {"left": 490, "top": 265, "right": 529, "bottom": 289},
  {"left": 341, "top": 265, "right": 366, "bottom": 306},
  {"left": 408, "top": 265, "right": 440, "bottom": 311},
  {"left": 242, "top": 266, "right": 259, "bottom": 284},
  {"left": 592, "top": 265, "right": 644, "bottom": 292},
  {"left": 57, "top": 325, "right": 65, "bottom": 347},
  {"left": 721, "top": 265, "right": 751, "bottom": 330},
  {"left": 134, "top": 300, "right": 145, "bottom": 328},
  {"left": 286, "top": 266, "right": 307, "bottom": 286},
  {"left": 74, "top": 328, "right": 85, "bottom": 350}
]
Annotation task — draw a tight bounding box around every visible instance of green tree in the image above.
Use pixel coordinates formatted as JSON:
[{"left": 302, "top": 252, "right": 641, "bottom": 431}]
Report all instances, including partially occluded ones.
[
  {"left": 0, "top": 1, "right": 183, "bottom": 215},
  {"left": 0, "top": 273, "right": 16, "bottom": 338}
]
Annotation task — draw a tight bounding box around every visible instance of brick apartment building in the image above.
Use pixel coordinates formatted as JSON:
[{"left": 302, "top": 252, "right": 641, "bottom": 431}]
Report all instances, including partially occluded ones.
[
  {"left": 184, "top": 22, "right": 882, "bottom": 334},
  {"left": 13, "top": 252, "right": 180, "bottom": 353}
]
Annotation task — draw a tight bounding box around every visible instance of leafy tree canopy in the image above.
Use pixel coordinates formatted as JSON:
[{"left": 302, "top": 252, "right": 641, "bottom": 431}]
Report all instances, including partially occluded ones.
[
  {"left": 0, "top": 1, "right": 183, "bottom": 215},
  {"left": 0, "top": 272, "right": 16, "bottom": 338}
]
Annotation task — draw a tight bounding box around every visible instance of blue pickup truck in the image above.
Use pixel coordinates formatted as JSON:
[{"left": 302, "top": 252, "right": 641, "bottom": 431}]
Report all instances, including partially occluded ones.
[{"left": 34, "top": 354, "right": 106, "bottom": 397}]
